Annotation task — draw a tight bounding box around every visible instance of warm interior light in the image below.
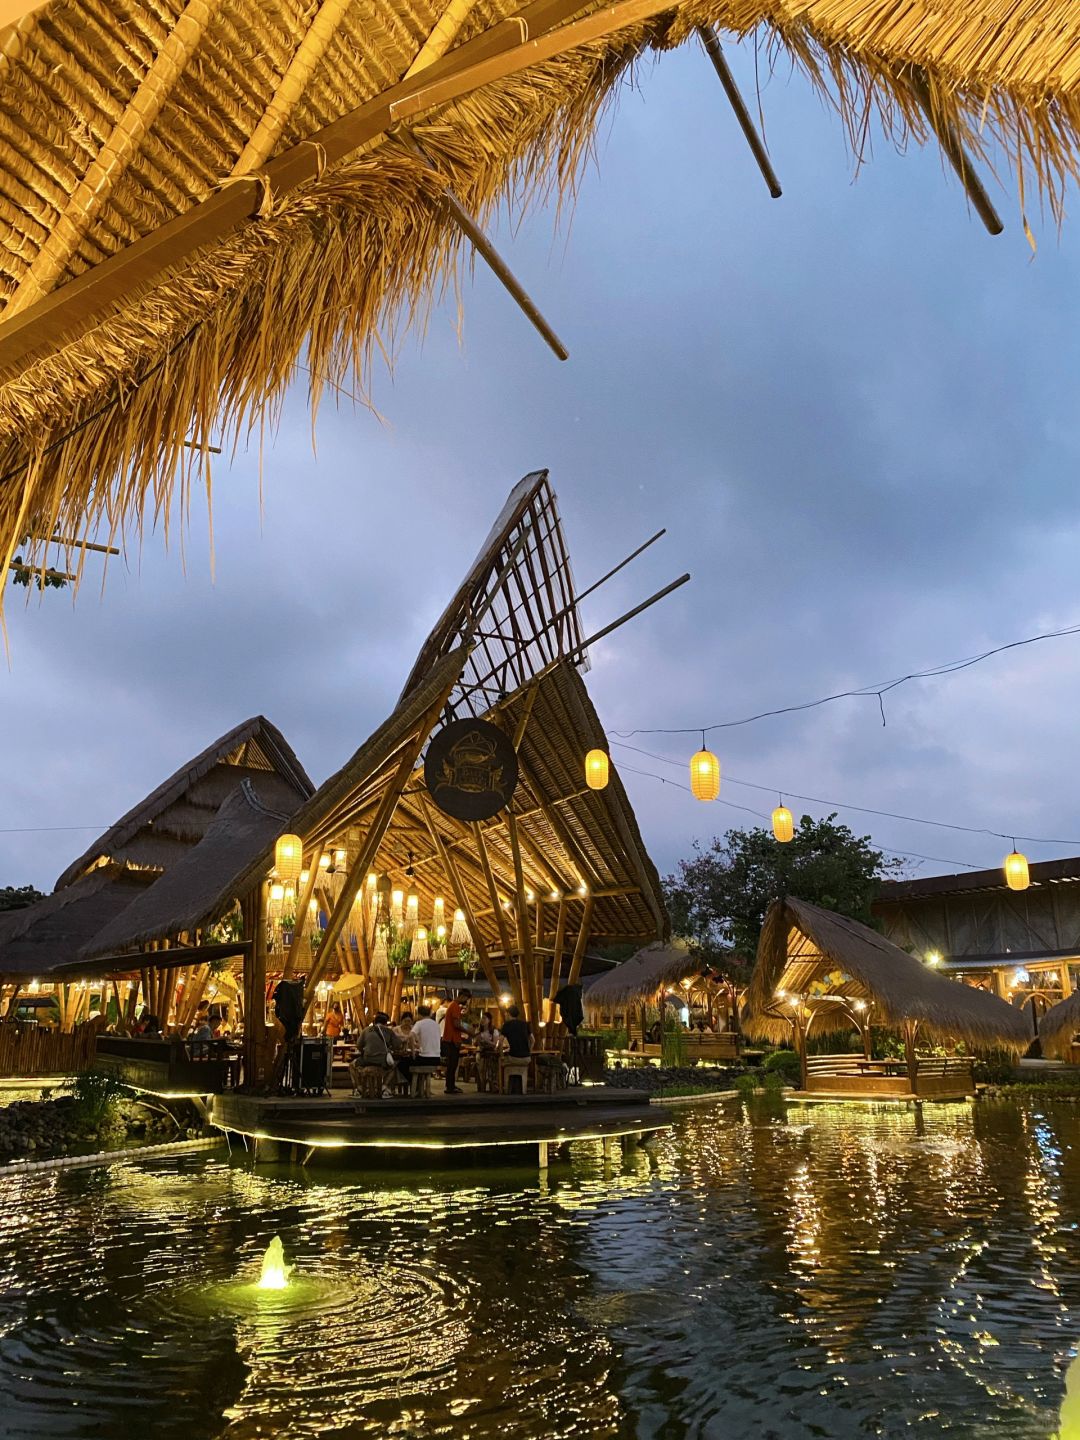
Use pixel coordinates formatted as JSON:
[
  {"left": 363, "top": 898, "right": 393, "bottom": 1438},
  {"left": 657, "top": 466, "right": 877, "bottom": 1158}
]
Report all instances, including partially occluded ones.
[
  {"left": 300, "top": 869, "right": 310, "bottom": 886},
  {"left": 1004, "top": 849, "right": 1030, "bottom": 891},
  {"left": 499, "top": 993, "right": 512, "bottom": 1006},
  {"left": 318, "top": 852, "right": 331, "bottom": 870},
  {"left": 772, "top": 805, "right": 794, "bottom": 843},
  {"left": 577, "top": 884, "right": 588, "bottom": 896},
  {"left": 585, "top": 748, "right": 609, "bottom": 790},
  {"left": 550, "top": 890, "right": 560, "bottom": 901},
  {"left": 926, "top": 951, "right": 942, "bottom": 967},
  {"left": 852, "top": 998, "right": 867, "bottom": 1012},
  {"left": 269, "top": 882, "right": 285, "bottom": 903},
  {"left": 333, "top": 848, "right": 347, "bottom": 870},
  {"left": 690, "top": 748, "right": 720, "bottom": 802}
]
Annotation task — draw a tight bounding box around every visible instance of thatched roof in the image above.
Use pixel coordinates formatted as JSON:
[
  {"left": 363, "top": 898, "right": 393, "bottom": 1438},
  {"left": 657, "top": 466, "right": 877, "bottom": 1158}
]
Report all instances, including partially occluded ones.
[
  {"left": 2, "top": 2, "right": 1079, "bottom": 587},
  {"left": 55, "top": 715, "right": 312, "bottom": 890},
  {"left": 745, "top": 896, "right": 1032, "bottom": 1052},
  {"left": 1037, "top": 992, "right": 1080, "bottom": 1060},
  {"left": 82, "top": 778, "right": 297, "bottom": 957},
  {"left": 0, "top": 864, "right": 158, "bottom": 978},
  {"left": 584, "top": 938, "right": 696, "bottom": 1014}
]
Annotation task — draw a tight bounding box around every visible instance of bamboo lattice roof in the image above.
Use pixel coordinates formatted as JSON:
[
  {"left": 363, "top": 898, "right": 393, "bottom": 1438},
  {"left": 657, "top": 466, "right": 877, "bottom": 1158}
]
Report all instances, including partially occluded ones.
[{"left": 1, "top": 1, "right": 1079, "bottom": 586}]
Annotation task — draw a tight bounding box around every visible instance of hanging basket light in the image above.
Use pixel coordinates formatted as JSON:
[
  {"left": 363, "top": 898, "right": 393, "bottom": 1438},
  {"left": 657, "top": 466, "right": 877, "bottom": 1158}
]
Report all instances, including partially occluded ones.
[
  {"left": 371, "top": 929, "right": 390, "bottom": 980},
  {"left": 410, "top": 926, "right": 430, "bottom": 965},
  {"left": 432, "top": 896, "right": 445, "bottom": 932},
  {"left": 391, "top": 889, "right": 404, "bottom": 928},
  {"left": 450, "top": 908, "right": 470, "bottom": 948},
  {"left": 690, "top": 737, "right": 720, "bottom": 802},
  {"left": 405, "top": 891, "right": 419, "bottom": 937},
  {"left": 772, "top": 803, "right": 794, "bottom": 843},
  {"left": 1004, "top": 847, "right": 1030, "bottom": 891},
  {"left": 585, "top": 748, "right": 609, "bottom": 790},
  {"left": 274, "top": 833, "right": 303, "bottom": 885}
]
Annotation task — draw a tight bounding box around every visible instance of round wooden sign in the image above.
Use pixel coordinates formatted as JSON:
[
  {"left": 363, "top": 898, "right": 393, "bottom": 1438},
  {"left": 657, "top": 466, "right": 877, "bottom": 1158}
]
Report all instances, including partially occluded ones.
[{"left": 424, "top": 718, "right": 519, "bottom": 821}]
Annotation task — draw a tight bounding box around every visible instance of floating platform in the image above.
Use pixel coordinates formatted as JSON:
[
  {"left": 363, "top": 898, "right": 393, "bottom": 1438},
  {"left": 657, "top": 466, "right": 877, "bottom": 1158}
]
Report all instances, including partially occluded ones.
[{"left": 211, "top": 1085, "right": 668, "bottom": 1157}]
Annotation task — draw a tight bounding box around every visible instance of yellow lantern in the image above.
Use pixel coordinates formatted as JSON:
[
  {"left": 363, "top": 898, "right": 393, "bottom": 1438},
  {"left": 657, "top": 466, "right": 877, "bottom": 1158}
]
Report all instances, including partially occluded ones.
[
  {"left": 274, "top": 833, "right": 303, "bottom": 885},
  {"left": 1004, "top": 848, "right": 1030, "bottom": 891},
  {"left": 690, "top": 741, "right": 720, "bottom": 802},
  {"left": 269, "top": 882, "right": 285, "bottom": 905},
  {"left": 318, "top": 852, "right": 331, "bottom": 872},
  {"left": 585, "top": 748, "right": 609, "bottom": 790},
  {"left": 772, "top": 803, "right": 794, "bottom": 843}
]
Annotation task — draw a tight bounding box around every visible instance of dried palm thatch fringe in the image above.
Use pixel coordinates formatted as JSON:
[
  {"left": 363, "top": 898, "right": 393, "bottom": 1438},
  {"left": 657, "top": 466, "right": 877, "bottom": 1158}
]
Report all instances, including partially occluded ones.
[
  {"left": 744, "top": 896, "right": 1033, "bottom": 1051},
  {"left": 584, "top": 939, "right": 699, "bottom": 1017},
  {"left": 0, "top": 0, "right": 1079, "bottom": 593},
  {"left": 1036, "top": 990, "right": 1080, "bottom": 1061}
]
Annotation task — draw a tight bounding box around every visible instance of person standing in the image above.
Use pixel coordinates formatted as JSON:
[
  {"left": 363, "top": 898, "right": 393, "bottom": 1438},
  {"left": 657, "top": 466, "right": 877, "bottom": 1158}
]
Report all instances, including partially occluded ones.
[{"left": 441, "top": 989, "right": 471, "bottom": 1095}]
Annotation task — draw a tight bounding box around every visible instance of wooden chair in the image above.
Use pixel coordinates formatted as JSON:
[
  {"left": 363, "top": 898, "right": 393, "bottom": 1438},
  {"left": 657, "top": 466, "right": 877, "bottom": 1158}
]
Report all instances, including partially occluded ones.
[
  {"left": 500, "top": 1056, "right": 531, "bottom": 1095},
  {"left": 352, "top": 1064, "right": 385, "bottom": 1099}
]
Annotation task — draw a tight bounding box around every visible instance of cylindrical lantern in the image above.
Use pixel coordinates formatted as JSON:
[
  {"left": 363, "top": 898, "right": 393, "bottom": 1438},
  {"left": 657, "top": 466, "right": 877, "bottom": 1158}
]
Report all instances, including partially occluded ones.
[
  {"left": 585, "top": 748, "right": 609, "bottom": 790},
  {"left": 690, "top": 748, "right": 721, "bottom": 802},
  {"left": 391, "top": 889, "right": 404, "bottom": 927},
  {"left": 274, "top": 833, "right": 303, "bottom": 885},
  {"left": 318, "top": 852, "right": 331, "bottom": 872},
  {"left": 772, "top": 805, "right": 794, "bottom": 843},
  {"left": 432, "top": 896, "right": 445, "bottom": 931},
  {"left": 1004, "top": 849, "right": 1030, "bottom": 891},
  {"left": 269, "top": 882, "right": 285, "bottom": 905},
  {"left": 405, "top": 891, "right": 419, "bottom": 936}
]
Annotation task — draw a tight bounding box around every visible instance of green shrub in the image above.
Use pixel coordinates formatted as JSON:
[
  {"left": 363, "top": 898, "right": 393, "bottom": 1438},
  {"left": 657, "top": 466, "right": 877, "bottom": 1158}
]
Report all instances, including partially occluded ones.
[
  {"left": 735, "top": 1073, "right": 760, "bottom": 1098},
  {"left": 67, "top": 1069, "right": 127, "bottom": 1126},
  {"left": 763, "top": 1050, "right": 801, "bottom": 1083},
  {"left": 762, "top": 1069, "right": 786, "bottom": 1092}
]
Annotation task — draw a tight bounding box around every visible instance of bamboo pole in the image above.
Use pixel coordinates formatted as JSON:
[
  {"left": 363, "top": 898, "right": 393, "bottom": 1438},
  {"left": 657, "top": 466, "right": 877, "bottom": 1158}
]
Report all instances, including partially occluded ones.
[
  {"left": 302, "top": 687, "right": 452, "bottom": 1016},
  {"left": 696, "top": 26, "right": 782, "bottom": 199},
  {"left": 416, "top": 792, "right": 503, "bottom": 1001},
  {"left": 404, "top": 0, "right": 482, "bottom": 77},
  {"left": 908, "top": 68, "right": 1004, "bottom": 236},
  {"left": 507, "top": 812, "right": 540, "bottom": 1022},
  {"left": 472, "top": 821, "right": 524, "bottom": 1010},
  {"left": 546, "top": 897, "right": 568, "bottom": 1019},
  {"left": 566, "top": 895, "right": 594, "bottom": 987}
]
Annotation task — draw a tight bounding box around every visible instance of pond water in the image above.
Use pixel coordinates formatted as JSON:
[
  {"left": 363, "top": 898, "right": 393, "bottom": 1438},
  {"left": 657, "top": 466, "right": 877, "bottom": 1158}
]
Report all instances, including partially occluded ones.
[{"left": 0, "top": 1095, "right": 1078, "bottom": 1439}]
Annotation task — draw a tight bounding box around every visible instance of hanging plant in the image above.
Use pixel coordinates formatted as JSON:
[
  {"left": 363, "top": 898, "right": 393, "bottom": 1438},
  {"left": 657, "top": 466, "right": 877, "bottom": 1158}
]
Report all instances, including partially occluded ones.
[
  {"left": 389, "top": 934, "right": 412, "bottom": 969},
  {"left": 459, "top": 945, "right": 478, "bottom": 975},
  {"left": 310, "top": 929, "right": 324, "bottom": 953},
  {"left": 410, "top": 961, "right": 428, "bottom": 979}
]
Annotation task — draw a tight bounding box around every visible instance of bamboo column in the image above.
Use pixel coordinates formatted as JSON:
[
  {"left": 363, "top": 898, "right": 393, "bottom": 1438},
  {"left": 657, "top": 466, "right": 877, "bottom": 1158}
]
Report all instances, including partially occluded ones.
[
  {"left": 507, "top": 811, "right": 539, "bottom": 1023},
  {"left": 241, "top": 883, "right": 272, "bottom": 1092},
  {"left": 566, "top": 895, "right": 594, "bottom": 987},
  {"left": 473, "top": 821, "right": 524, "bottom": 1010},
  {"left": 546, "top": 898, "right": 568, "bottom": 1019},
  {"left": 417, "top": 793, "right": 503, "bottom": 1001}
]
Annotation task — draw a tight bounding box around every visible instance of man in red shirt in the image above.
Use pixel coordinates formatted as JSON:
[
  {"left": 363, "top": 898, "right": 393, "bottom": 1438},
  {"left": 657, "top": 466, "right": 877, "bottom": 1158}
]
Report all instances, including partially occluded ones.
[{"left": 441, "top": 989, "right": 471, "bottom": 1094}]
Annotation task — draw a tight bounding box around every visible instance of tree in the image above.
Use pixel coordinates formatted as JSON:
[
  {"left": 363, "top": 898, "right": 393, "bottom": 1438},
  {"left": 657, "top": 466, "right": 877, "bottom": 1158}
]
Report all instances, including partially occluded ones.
[
  {"left": 0, "top": 884, "right": 45, "bottom": 912},
  {"left": 663, "top": 813, "right": 899, "bottom": 963}
]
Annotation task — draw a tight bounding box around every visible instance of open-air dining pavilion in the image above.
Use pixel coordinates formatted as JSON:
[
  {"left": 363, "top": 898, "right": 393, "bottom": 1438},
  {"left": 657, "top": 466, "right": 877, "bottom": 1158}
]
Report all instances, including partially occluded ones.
[
  {"left": 745, "top": 896, "right": 1032, "bottom": 1101},
  {"left": 0, "top": 472, "right": 678, "bottom": 1154}
]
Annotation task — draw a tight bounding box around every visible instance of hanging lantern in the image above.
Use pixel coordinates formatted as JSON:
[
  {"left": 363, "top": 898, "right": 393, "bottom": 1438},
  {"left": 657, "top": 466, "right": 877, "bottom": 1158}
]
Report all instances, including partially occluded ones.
[
  {"left": 269, "top": 882, "right": 285, "bottom": 906},
  {"left": 772, "top": 803, "right": 794, "bottom": 843},
  {"left": 318, "top": 852, "right": 331, "bottom": 873},
  {"left": 690, "top": 738, "right": 720, "bottom": 802},
  {"left": 410, "top": 926, "right": 430, "bottom": 965},
  {"left": 391, "top": 889, "right": 404, "bottom": 928},
  {"left": 300, "top": 868, "right": 310, "bottom": 887},
  {"left": 432, "top": 896, "right": 445, "bottom": 932},
  {"left": 348, "top": 889, "right": 365, "bottom": 941},
  {"left": 274, "top": 834, "right": 303, "bottom": 885},
  {"left": 450, "top": 908, "right": 470, "bottom": 948},
  {"left": 367, "top": 872, "right": 378, "bottom": 892},
  {"left": 1004, "top": 848, "right": 1030, "bottom": 891},
  {"left": 585, "top": 748, "right": 609, "bottom": 790},
  {"left": 333, "top": 848, "right": 347, "bottom": 871},
  {"left": 405, "top": 891, "right": 419, "bottom": 937}
]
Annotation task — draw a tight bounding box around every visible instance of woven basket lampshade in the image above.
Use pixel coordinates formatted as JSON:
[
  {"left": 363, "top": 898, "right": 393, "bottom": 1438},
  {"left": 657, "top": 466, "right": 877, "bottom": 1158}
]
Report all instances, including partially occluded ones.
[
  {"left": 406, "top": 892, "right": 419, "bottom": 937},
  {"left": 585, "top": 749, "right": 609, "bottom": 790},
  {"left": 1004, "top": 849, "right": 1030, "bottom": 891},
  {"left": 772, "top": 805, "right": 794, "bottom": 843},
  {"left": 451, "top": 909, "right": 470, "bottom": 948},
  {"left": 410, "top": 926, "right": 430, "bottom": 964},
  {"left": 274, "top": 833, "right": 303, "bottom": 885},
  {"left": 690, "top": 748, "right": 720, "bottom": 802}
]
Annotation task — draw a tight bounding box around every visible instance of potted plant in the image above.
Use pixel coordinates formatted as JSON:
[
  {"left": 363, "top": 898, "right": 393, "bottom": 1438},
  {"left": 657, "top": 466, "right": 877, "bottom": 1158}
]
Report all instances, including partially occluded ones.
[
  {"left": 459, "top": 945, "right": 479, "bottom": 976},
  {"left": 280, "top": 912, "right": 296, "bottom": 948}
]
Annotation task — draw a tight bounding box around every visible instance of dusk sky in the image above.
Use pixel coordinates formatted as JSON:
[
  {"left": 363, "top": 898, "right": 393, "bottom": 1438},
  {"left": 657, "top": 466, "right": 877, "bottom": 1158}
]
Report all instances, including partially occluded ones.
[{"left": 3, "top": 40, "right": 1080, "bottom": 894}]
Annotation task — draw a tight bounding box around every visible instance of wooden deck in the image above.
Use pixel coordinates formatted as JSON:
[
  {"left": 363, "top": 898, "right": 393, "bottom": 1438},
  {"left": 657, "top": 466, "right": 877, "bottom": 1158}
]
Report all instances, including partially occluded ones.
[
  {"left": 796, "top": 1054, "right": 976, "bottom": 1102},
  {"left": 211, "top": 1084, "right": 668, "bottom": 1158}
]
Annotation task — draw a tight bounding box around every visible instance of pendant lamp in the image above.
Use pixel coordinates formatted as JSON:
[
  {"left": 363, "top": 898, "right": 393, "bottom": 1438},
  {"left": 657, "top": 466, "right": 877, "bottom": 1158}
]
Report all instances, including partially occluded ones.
[
  {"left": 1004, "top": 846, "right": 1030, "bottom": 891},
  {"left": 690, "top": 734, "right": 720, "bottom": 802},
  {"left": 585, "top": 749, "right": 609, "bottom": 790},
  {"left": 772, "top": 801, "right": 794, "bottom": 843},
  {"left": 274, "top": 834, "right": 303, "bottom": 885}
]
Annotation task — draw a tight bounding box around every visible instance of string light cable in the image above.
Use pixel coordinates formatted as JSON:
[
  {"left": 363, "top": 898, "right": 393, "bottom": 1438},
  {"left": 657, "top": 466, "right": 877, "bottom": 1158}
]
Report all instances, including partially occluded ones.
[{"left": 608, "top": 618, "right": 1080, "bottom": 737}]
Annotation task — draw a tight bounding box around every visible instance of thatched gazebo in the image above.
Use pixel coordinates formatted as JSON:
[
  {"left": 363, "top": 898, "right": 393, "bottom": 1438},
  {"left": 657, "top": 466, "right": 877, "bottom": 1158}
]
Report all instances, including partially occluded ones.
[
  {"left": 1036, "top": 993, "right": 1080, "bottom": 1063},
  {"left": 2, "top": 1, "right": 1080, "bottom": 589},
  {"left": 746, "top": 897, "right": 1032, "bottom": 1099}
]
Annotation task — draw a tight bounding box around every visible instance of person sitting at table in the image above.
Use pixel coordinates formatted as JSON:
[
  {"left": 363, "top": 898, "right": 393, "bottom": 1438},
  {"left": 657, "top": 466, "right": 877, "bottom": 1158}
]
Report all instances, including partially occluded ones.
[
  {"left": 475, "top": 1014, "right": 502, "bottom": 1092},
  {"left": 189, "top": 1012, "right": 213, "bottom": 1058},
  {"left": 393, "top": 1012, "right": 417, "bottom": 1052},
  {"left": 349, "top": 1011, "right": 398, "bottom": 1097},
  {"left": 397, "top": 1005, "right": 442, "bottom": 1090},
  {"left": 324, "top": 1001, "right": 344, "bottom": 1040},
  {"left": 500, "top": 1005, "right": 532, "bottom": 1058}
]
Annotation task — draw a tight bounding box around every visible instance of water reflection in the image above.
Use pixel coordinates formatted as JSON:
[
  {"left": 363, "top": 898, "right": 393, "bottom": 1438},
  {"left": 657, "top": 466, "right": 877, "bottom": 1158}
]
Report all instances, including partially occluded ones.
[{"left": 0, "top": 1100, "right": 1076, "bottom": 1436}]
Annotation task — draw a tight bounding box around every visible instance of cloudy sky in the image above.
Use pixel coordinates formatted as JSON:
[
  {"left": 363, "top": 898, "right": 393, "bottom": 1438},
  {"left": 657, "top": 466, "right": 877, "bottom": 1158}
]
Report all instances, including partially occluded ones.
[{"left": 3, "top": 40, "right": 1080, "bottom": 894}]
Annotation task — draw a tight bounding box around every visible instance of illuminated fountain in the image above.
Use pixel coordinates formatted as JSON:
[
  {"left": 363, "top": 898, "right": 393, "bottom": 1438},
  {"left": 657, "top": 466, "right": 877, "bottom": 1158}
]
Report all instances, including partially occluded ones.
[{"left": 257, "top": 1236, "right": 292, "bottom": 1291}]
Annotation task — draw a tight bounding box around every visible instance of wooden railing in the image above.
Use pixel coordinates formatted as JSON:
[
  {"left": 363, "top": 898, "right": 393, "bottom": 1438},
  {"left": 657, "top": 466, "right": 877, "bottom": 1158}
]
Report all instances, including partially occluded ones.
[{"left": 0, "top": 1020, "right": 99, "bottom": 1077}]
